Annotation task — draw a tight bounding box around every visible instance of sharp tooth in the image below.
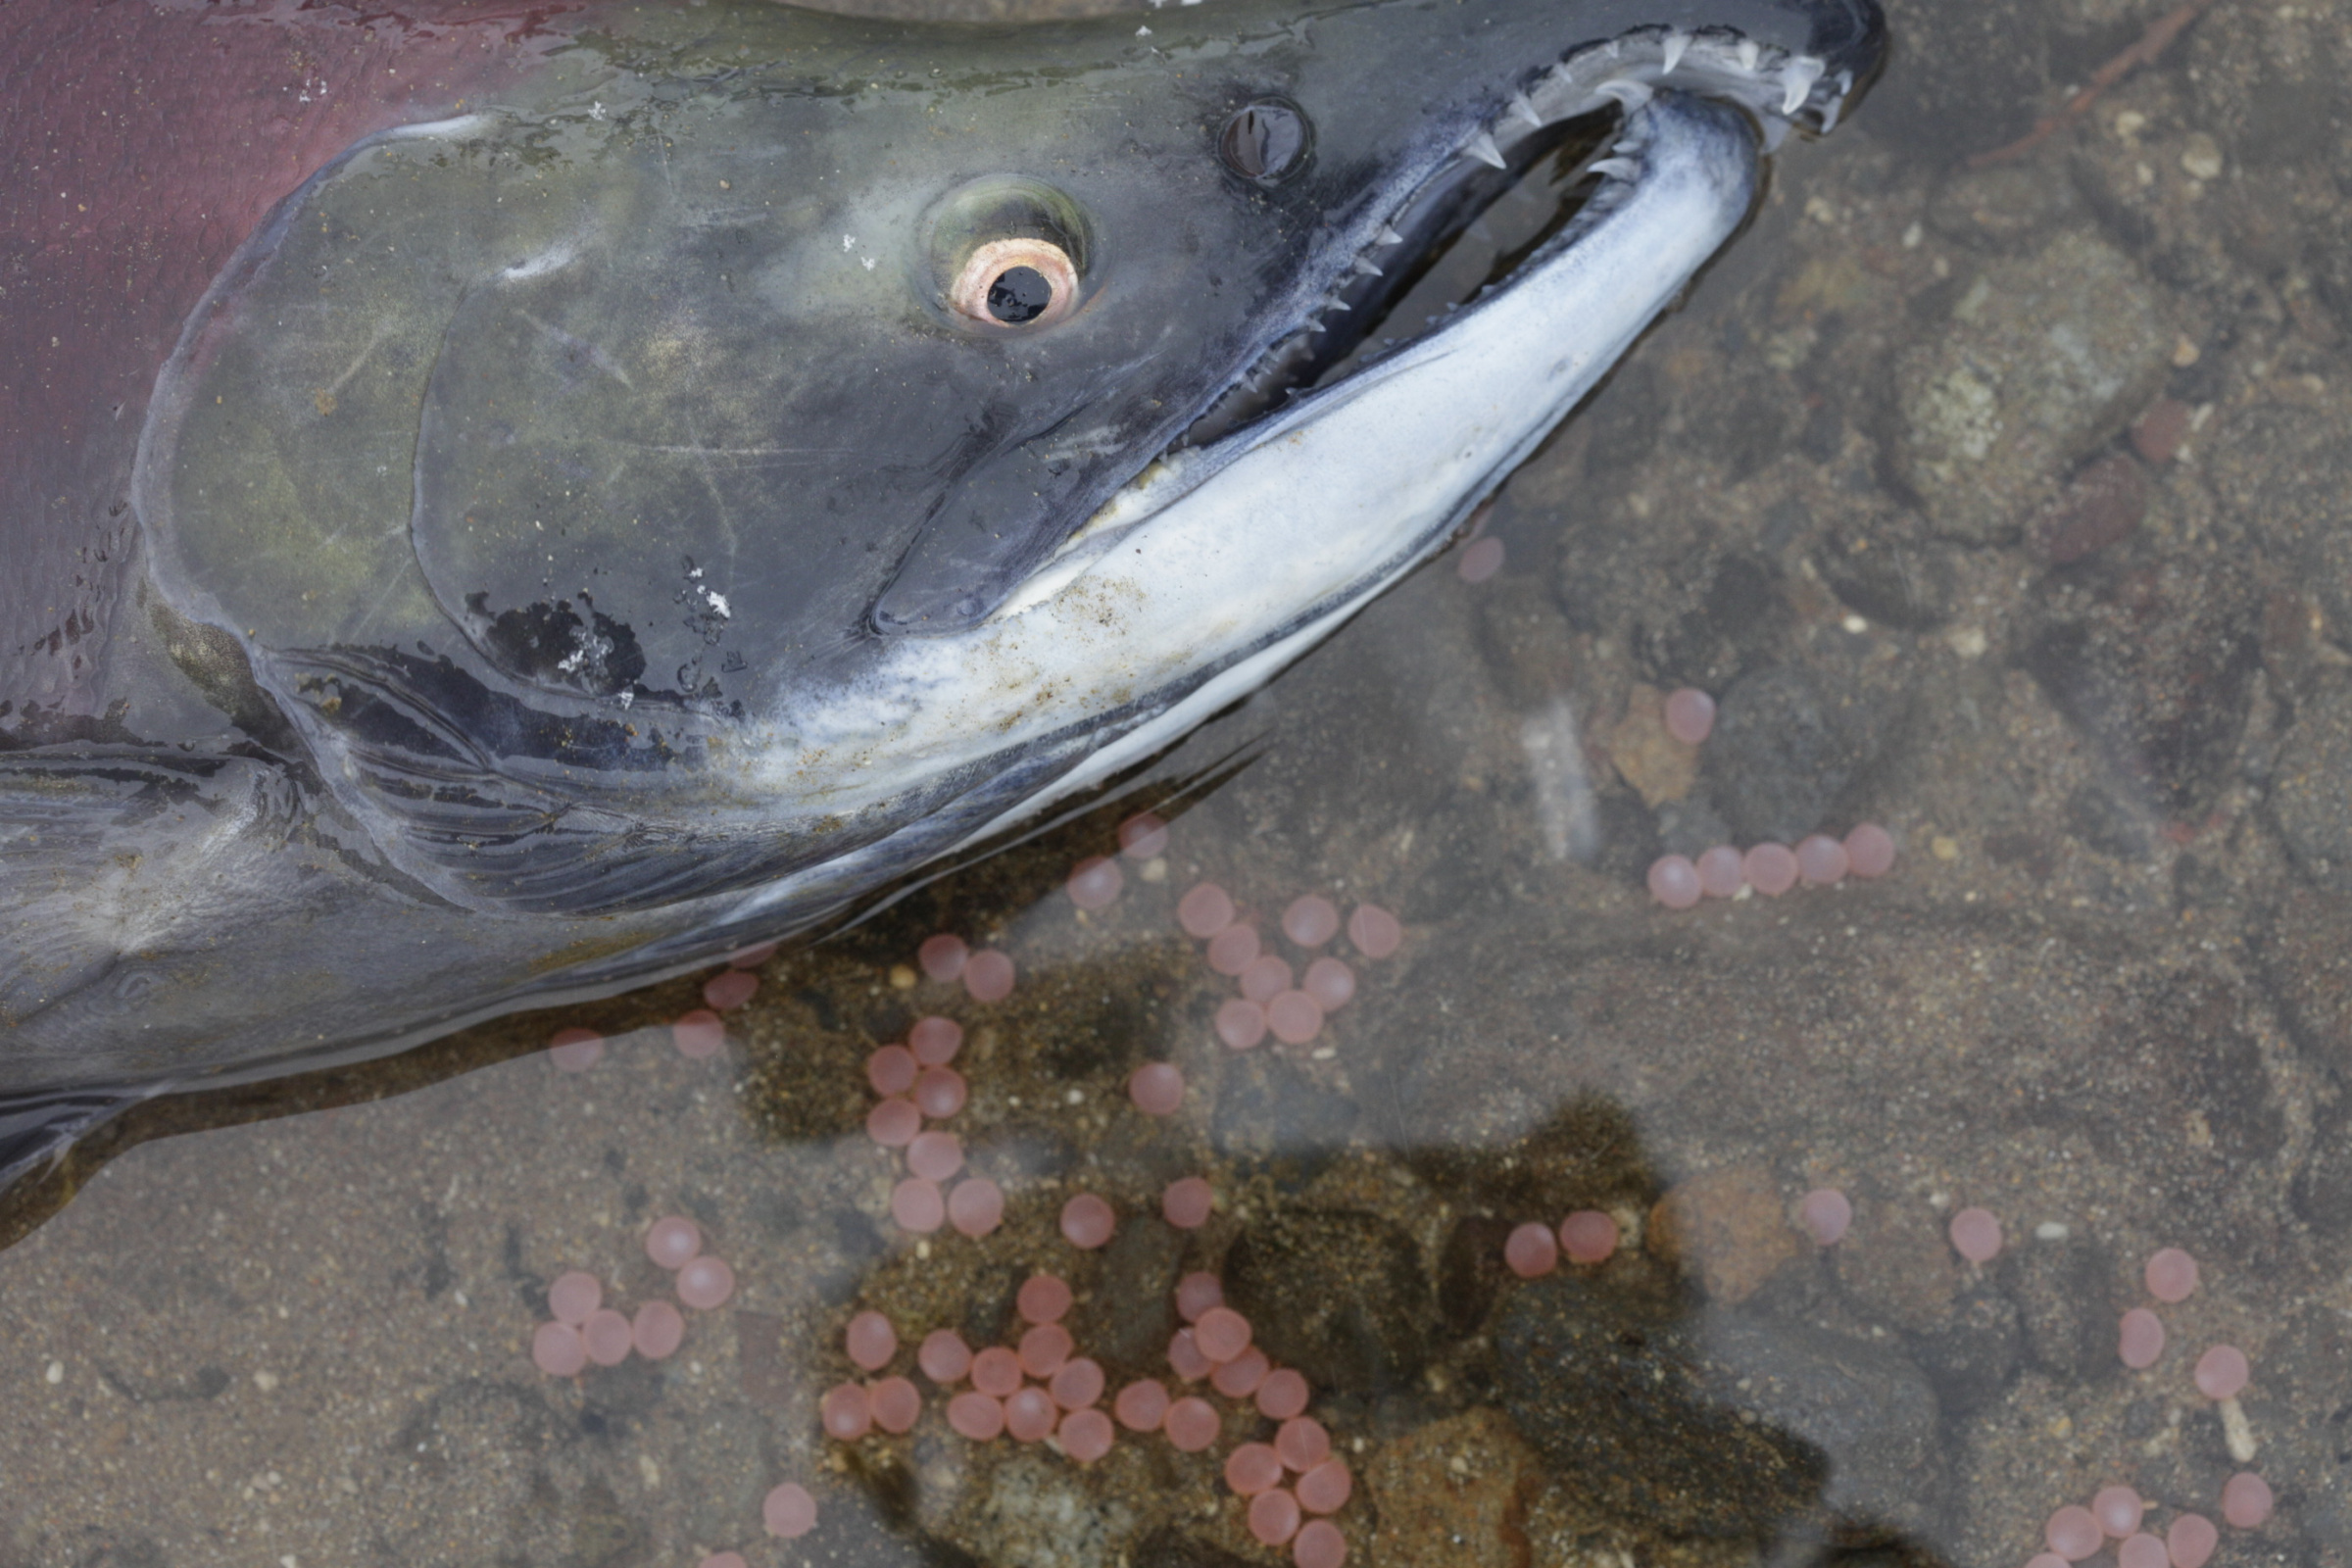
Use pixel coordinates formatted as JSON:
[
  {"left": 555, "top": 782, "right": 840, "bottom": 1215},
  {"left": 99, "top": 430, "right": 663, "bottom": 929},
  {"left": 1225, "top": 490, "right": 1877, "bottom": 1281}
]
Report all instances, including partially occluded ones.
[
  {"left": 1466, "top": 131, "right": 1507, "bottom": 170},
  {"left": 1761, "top": 116, "right": 1791, "bottom": 152},
  {"left": 1597, "top": 77, "right": 1652, "bottom": 110},
  {"left": 1510, "top": 91, "right": 1544, "bottom": 127},
  {"left": 1737, "top": 38, "right": 1760, "bottom": 73},
  {"left": 1659, "top": 30, "right": 1689, "bottom": 74},
  {"left": 1781, "top": 57, "right": 1823, "bottom": 115},
  {"left": 1377, "top": 223, "right": 1405, "bottom": 246},
  {"left": 1351, "top": 257, "right": 1385, "bottom": 277},
  {"left": 1320, "top": 294, "right": 1351, "bottom": 313},
  {"left": 1590, "top": 157, "right": 1637, "bottom": 180}
]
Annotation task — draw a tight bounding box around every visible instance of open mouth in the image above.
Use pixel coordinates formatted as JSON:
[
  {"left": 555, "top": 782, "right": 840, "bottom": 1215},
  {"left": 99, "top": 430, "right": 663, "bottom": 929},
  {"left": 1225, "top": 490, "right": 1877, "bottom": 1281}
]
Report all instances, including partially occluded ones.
[{"left": 1172, "top": 24, "right": 1859, "bottom": 456}]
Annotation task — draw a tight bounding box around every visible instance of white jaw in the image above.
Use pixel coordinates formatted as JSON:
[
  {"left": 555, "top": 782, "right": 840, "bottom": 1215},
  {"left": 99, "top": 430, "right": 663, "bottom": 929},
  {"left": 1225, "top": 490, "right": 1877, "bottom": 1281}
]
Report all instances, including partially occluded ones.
[{"left": 728, "top": 93, "right": 1759, "bottom": 912}]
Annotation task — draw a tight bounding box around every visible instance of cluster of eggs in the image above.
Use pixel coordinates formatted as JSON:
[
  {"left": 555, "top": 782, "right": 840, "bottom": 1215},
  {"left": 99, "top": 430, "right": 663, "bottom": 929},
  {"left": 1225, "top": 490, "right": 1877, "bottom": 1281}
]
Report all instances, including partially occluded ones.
[{"left": 528, "top": 1215, "right": 735, "bottom": 1377}]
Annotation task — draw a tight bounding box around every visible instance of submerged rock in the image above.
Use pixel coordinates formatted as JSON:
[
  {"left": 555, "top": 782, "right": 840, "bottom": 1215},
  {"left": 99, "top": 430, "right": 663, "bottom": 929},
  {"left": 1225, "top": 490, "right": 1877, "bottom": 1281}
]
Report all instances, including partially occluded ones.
[
  {"left": 1895, "top": 229, "right": 2172, "bottom": 543},
  {"left": 1495, "top": 1278, "right": 1945, "bottom": 1539}
]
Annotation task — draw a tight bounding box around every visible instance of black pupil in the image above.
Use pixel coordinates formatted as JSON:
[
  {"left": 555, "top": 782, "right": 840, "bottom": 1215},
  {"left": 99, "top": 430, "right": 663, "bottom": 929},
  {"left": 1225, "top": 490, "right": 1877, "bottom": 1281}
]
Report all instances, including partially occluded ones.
[
  {"left": 1222, "top": 102, "right": 1307, "bottom": 180},
  {"left": 986, "top": 266, "right": 1054, "bottom": 323}
]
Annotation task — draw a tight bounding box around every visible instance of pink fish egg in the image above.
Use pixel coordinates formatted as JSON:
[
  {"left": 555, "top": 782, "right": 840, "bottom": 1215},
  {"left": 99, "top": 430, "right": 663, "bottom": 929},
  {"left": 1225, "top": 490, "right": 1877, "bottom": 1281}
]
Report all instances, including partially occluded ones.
[
  {"left": 1179, "top": 883, "right": 1237, "bottom": 939},
  {"left": 1118, "top": 812, "right": 1170, "bottom": 860},
  {"left": 1195, "top": 1306, "right": 1252, "bottom": 1363},
  {"left": 948, "top": 1391, "right": 1005, "bottom": 1441},
  {"left": 1283, "top": 896, "right": 1341, "bottom": 949},
  {"left": 677, "top": 1255, "right": 736, "bottom": 1310},
  {"left": 1256, "top": 1368, "right": 1310, "bottom": 1421},
  {"left": 971, "top": 1348, "right": 1023, "bottom": 1397},
  {"left": 2119, "top": 1534, "right": 2169, "bottom": 1568},
  {"left": 2167, "top": 1514, "right": 2219, "bottom": 1568},
  {"left": 532, "top": 1321, "right": 588, "bottom": 1377},
  {"left": 1293, "top": 1519, "right": 1348, "bottom": 1568},
  {"left": 671, "top": 1008, "right": 726, "bottom": 1059},
  {"left": 1211, "top": 1348, "right": 1270, "bottom": 1399},
  {"left": 913, "top": 1066, "right": 968, "bottom": 1119},
  {"left": 2193, "top": 1345, "right": 2249, "bottom": 1400},
  {"left": 1687, "top": 847, "right": 1744, "bottom": 901},
  {"left": 948, "top": 1177, "right": 1005, "bottom": 1238},
  {"left": 846, "top": 1310, "right": 899, "bottom": 1372},
  {"left": 918, "top": 1329, "right": 974, "bottom": 1385},
  {"left": 1167, "top": 1328, "right": 1213, "bottom": 1382},
  {"left": 866, "top": 1097, "right": 922, "bottom": 1149},
  {"left": 867, "top": 1045, "right": 919, "bottom": 1097},
  {"left": 2094, "top": 1487, "right": 2144, "bottom": 1538},
  {"left": 548, "top": 1026, "right": 604, "bottom": 1072},
  {"left": 1005, "top": 1386, "right": 1058, "bottom": 1443},
  {"left": 1018, "top": 1323, "right": 1074, "bottom": 1380},
  {"left": 1176, "top": 1272, "right": 1224, "bottom": 1322},
  {"left": 763, "top": 1481, "right": 818, "bottom": 1539},
  {"left": 1217, "top": 999, "right": 1270, "bottom": 1050},
  {"left": 869, "top": 1376, "right": 922, "bottom": 1435},
  {"left": 1241, "top": 955, "right": 1294, "bottom": 1004},
  {"left": 1297, "top": 1458, "right": 1352, "bottom": 1514},
  {"left": 821, "top": 1382, "right": 873, "bottom": 1441},
  {"left": 2047, "top": 1505, "right": 2103, "bottom": 1561},
  {"left": 1266, "top": 990, "right": 1324, "bottom": 1045},
  {"left": 2119, "top": 1307, "right": 2166, "bottom": 1369},
  {"left": 703, "top": 1554, "right": 749, "bottom": 1568},
  {"left": 1795, "top": 834, "right": 1849, "bottom": 886},
  {"left": 962, "top": 949, "right": 1015, "bottom": 1003},
  {"left": 1843, "top": 822, "right": 1896, "bottom": 878},
  {"left": 2144, "top": 1248, "right": 2200, "bottom": 1303},
  {"left": 891, "top": 1179, "right": 946, "bottom": 1234},
  {"left": 632, "top": 1300, "right": 686, "bottom": 1360},
  {"left": 1250, "top": 1489, "right": 1302, "bottom": 1547},
  {"left": 1797, "top": 1189, "right": 1852, "bottom": 1247},
  {"left": 1163, "top": 1177, "right": 1215, "bottom": 1230},
  {"left": 1227, "top": 1443, "right": 1285, "bottom": 1496},
  {"left": 1558, "top": 1210, "right": 1619, "bottom": 1266},
  {"left": 1058, "top": 1406, "right": 1116, "bottom": 1462},
  {"left": 1114, "top": 1379, "right": 1171, "bottom": 1432},
  {"left": 1346, "top": 904, "right": 1402, "bottom": 959},
  {"left": 1050, "top": 1357, "right": 1104, "bottom": 1410},
  {"left": 1646, "top": 855, "right": 1702, "bottom": 910},
  {"left": 582, "top": 1308, "right": 634, "bottom": 1367},
  {"left": 1060, "top": 1194, "right": 1116, "bottom": 1250},
  {"left": 1129, "top": 1062, "right": 1187, "bottom": 1115},
  {"left": 1744, "top": 843, "right": 1799, "bottom": 896},
  {"left": 2221, "top": 1472, "right": 2272, "bottom": 1528},
  {"left": 1457, "top": 535, "right": 1505, "bottom": 583},
  {"left": 1275, "top": 1416, "right": 1332, "bottom": 1472},
  {"left": 705, "top": 969, "right": 759, "bottom": 1011},
  {"left": 908, "top": 1014, "right": 963, "bottom": 1066},
  {"left": 1663, "top": 688, "right": 1716, "bottom": 745},
  {"left": 1018, "top": 1273, "right": 1074, "bottom": 1325},
  {"left": 1067, "top": 856, "right": 1124, "bottom": 910},
  {"left": 917, "top": 934, "right": 969, "bottom": 983},
  {"left": 1207, "top": 923, "right": 1262, "bottom": 976},
  {"left": 1163, "top": 1396, "right": 1221, "bottom": 1451},
  {"left": 1301, "top": 956, "right": 1356, "bottom": 1010},
  {"left": 1948, "top": 1206, "right": 2002, "bottom": 1263},
  {"left": 907, "top": 1130, "right": 964, "bottom": 1183},
  {"left": 548, "top": 1270, "right": 602, "bottom": 1325},
  {"left": 1504, "top": 1222, "right": 1560, "bottom": 1279}
]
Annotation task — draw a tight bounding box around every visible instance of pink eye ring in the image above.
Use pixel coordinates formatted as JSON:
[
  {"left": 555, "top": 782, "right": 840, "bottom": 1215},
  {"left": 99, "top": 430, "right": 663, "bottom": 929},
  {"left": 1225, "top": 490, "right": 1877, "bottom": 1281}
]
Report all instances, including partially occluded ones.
[{"left": 950, "top": 238, "right": 1080, "bottom": 327}]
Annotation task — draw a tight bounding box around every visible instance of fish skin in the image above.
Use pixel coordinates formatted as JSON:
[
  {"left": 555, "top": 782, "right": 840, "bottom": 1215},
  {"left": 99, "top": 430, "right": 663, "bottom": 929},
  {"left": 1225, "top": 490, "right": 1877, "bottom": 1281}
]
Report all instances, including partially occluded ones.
[{"left": 0, "top": 0, "right": 1885, "bottom": 1181}]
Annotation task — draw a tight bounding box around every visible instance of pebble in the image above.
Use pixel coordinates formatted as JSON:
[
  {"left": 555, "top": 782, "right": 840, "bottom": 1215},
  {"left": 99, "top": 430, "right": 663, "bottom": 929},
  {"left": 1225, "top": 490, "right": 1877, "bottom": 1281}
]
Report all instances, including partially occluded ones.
[{"left": 1646, "top": 1166, "right": 1799, "bottom": 1303}]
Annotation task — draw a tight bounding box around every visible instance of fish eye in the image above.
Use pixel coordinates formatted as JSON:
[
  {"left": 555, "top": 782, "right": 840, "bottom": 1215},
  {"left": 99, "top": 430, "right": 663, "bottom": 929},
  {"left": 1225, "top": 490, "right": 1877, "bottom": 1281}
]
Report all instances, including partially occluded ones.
[
  {"left": 950, "top": 237, "right": 1080, "bottom": 327},
  {"left": 1220, "top": 99, "right": 1311, "bottom": 183}
]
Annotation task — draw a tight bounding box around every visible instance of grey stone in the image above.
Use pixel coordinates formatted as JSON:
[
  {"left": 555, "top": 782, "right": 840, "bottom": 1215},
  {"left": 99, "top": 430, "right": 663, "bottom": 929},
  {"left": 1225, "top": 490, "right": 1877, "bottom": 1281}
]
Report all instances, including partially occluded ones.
[
  {"left": 1895, "top": 229, "right": 2172, "bottom": 543},
  {"left": 2270, "top": 675, "right": 2352, "bottom": 895}
]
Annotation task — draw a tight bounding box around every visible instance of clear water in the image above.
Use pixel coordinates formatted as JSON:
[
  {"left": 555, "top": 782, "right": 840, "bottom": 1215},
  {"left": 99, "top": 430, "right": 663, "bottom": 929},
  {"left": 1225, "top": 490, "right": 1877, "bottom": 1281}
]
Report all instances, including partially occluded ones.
[{"left": 5, "top": 2, "right": 2350, "bottom": 1566}]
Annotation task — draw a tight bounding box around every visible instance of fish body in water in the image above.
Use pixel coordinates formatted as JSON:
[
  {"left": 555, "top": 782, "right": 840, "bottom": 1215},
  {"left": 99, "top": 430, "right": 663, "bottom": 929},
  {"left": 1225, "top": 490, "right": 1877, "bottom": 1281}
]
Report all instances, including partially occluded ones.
[{"left": 0, "top": 0, "right": 1884, "bottom": 1176}]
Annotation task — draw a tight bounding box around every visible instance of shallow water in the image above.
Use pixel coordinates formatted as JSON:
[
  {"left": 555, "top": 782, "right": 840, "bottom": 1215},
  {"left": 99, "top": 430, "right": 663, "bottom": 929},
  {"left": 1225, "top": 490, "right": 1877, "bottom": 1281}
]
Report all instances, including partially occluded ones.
[{"left": 5, "top": 0, "right": 2351, "bottom": 1565}]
